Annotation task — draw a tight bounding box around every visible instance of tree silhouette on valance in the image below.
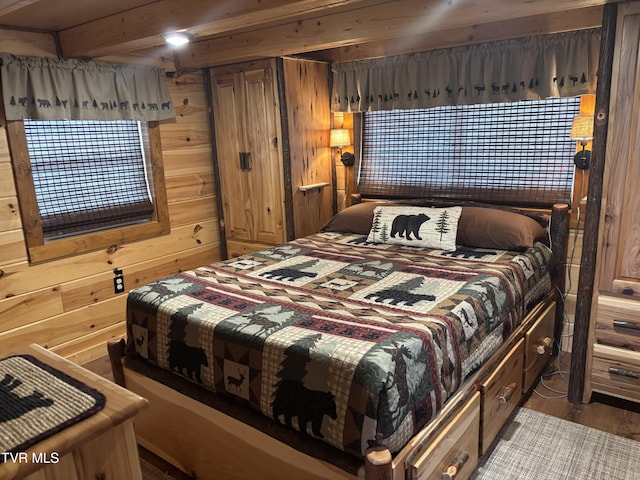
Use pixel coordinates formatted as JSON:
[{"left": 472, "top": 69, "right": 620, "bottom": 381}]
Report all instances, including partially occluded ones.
[{"left": 332, "top": 28, "right": 600, "bottom": 112}]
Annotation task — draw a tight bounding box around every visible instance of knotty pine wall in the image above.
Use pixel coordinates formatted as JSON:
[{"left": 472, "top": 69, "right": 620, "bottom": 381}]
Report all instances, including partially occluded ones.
[{"left": 0, "top": 30, "right": 220, "bottom": 364}]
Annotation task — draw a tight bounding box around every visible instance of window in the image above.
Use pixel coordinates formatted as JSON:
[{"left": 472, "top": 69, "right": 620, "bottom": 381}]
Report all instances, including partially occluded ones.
[
  {"left": 8, "top": 120, "right": 169, "bottom": 263},
  {"left": 359, "top": 97, "right": 581, "bottom": 207}
]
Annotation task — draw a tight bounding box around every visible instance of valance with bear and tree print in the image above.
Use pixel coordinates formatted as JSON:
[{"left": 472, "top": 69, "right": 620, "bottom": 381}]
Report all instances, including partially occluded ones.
[
  {"left": 331, "top": 28, "right": 600, "bottom": 112},
  {"left": 0, "top": 53, "right": 176, "bottom": 121}
]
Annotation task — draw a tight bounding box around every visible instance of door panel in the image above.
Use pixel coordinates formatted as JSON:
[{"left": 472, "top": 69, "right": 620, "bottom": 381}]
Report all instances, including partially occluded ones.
[
  {"left": 243, "top": 67, "right": 285, "bottom": 245},
  {"left": 212, "top": 72, "right": 253, "bottom": 242}
]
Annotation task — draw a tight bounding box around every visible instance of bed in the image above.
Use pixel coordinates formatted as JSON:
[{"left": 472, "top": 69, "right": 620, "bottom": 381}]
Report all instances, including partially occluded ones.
[{"left": 109, "top": 198, "right": 569, "bottom": 480}]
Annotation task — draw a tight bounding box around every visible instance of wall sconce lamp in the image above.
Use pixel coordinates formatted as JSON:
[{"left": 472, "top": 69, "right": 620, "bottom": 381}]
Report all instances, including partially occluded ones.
[
  {"left": 162, "top": 32, "right": 193, "bottom": 47},
  {"left": 570, "top": 114, "right": 594, "bottom": 170},
  {"left": 330, "top": 128, "right": 355, "bottom": 167}
]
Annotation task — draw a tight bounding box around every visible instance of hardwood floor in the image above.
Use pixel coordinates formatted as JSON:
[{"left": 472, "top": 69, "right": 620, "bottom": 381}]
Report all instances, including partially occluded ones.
[
  {"left": 82, "top": 349, "right": 640, "bottom": 479},
  {"left": 522, "top": 351, "right": 640, "bottom": 441}
]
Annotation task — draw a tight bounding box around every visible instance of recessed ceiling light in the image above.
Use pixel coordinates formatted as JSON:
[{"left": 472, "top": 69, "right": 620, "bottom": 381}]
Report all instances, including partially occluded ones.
[{"left": 162, "top": 32, "right": 193, "bottom": 47}]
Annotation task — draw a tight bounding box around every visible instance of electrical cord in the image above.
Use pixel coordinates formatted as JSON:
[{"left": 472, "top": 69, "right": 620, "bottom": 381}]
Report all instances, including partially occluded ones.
[{"left": 532, "top": 173, "right": 586, "bottom": 399}]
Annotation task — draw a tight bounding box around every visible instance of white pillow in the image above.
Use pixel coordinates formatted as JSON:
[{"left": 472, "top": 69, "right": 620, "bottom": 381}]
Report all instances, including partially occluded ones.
[{"left": 366, "top": 206, "right": 462, "bottom": 251}]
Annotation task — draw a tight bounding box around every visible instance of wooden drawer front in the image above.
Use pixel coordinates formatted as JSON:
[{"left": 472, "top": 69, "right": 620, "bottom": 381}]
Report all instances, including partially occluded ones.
[
  {"left": 226, "top": 239, "right": 274, "bottom": 258},
  {"left": 595, "top": 296, "right": 640, "bottom": 351},
  {"left": 523, "top": 302, "right": 556, "bottom": 392},
  {"left": 480, "top": 339, "right": 524, "bottom": 454},
  {"left": 592, "top": 344, "right": 640, "bottom": 402},
  {"left": 409, "top": 392, "right": 480, "bottom": 480}
]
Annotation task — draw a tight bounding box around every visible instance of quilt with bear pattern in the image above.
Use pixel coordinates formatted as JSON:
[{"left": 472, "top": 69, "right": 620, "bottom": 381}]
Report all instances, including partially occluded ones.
[{"left": 126, "top": 232, "right": 551, "bottom": 458}]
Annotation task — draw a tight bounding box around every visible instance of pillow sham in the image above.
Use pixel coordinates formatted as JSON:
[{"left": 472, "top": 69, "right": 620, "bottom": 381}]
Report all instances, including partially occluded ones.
[
  {"left": 366, "top": 205, "right": 462, "bottom": 251},
  {"left": 457, "top": 206, "right": 547, "bottom": 251}
]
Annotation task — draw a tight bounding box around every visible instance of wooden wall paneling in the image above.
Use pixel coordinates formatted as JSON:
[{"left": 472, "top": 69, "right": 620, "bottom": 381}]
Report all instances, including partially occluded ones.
[
  {"left": 168, "top": 197, "right": 218, "bottom": 227},
  {"left": 332, "top": 112, "right": 354, "bottom": 212},
  {"left": 167, "top": 72, "right": 211, "bottom": 121},
  {"left": 283, "top": 58, "right": 333, "bottom": 239},
  {"left": 50, "top": 322, "right": 127, "bottom": 365},
  {"left": 165, "top": 173, "right": 215, "bottom": 203},
  {"left": 0, "top": 296, "right": 123, "bottom": 352},
  {"left": 158, "top": 123, "right": 213, "bottom": 151},
  {"left": 60, "top": 245, "right": 218, "bottom": 312},
  {"left": 0, "top": 219, "right": 218, "bottom": 299},
  {"left": 562, "top": 228, "right": 583, "bottom": 353},
  {"left": 0, "top": 129, "right": 10, "bottom": 162},
  {"left": 0, "top": 287, "right": 63, "bottom": 331},
  {"left": 0, "top": 163, "right": 16, "bottom": 195},
  {"left": 0, "top": 28, "right": 56, "bottom": 57},
  {"left": 0, "top": 295, "right": 128, "bottom": 353},
  {"left": 0, "top": 230, "right": 27, "bottom": 265},
  {"left": 0, "top": 196, "right": 21, "bottom": 231},
  {"left": 162, "top": 148, "right": 215, "bottom": 177}
]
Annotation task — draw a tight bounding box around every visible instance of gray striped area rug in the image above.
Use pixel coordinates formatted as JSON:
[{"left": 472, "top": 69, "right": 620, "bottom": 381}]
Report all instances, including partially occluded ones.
[{"left": 472, "top": 407, "right": 640, "bottom": 480}]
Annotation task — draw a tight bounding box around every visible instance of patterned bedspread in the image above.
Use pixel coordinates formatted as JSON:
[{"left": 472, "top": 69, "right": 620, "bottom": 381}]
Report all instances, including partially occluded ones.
[{"left": 126, "top": 232, "right": 551, "bottom": 458}]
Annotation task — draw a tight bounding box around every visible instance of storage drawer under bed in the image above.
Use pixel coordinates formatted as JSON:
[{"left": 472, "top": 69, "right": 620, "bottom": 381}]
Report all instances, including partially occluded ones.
[
  {"left": 479, "top": 338, "right": 524, "bottom": 454},
  {"left": 408, "top": 392, "right": 480, "bottom": 480},
  {"left": 523, "top": 302, "right": 556, "bottom": 392}
]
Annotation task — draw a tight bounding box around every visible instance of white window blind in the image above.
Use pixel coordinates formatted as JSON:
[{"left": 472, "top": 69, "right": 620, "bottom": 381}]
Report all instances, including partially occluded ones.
[
  {"left": 23, "top": 119, "right": 154, "bottom": 239},
  {"left": 359, "top": 97, "right": 581, "bottom": 207}
]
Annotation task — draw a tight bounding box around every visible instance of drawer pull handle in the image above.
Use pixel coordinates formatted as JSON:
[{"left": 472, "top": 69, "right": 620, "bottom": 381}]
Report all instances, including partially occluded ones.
[
  {"left": 536, "top": 337, "right": 552, "bottom": 355},
  {"left": 498, "top": 382, "right": 517, "bottom": 404},
  {"left": 442, "top": 451, "right": 469, "bottom": 480},
  {"left": 609, "top": 367, "right": 640, "bottom": 379},
  {"left": 613, "top": 320, "right": 640, "bottom": 331}
]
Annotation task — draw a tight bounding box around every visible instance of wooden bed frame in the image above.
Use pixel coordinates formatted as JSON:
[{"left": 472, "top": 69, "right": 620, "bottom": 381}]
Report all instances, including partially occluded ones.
[{"left": 108, "top": 202, "right": 570, "bottom": 480}]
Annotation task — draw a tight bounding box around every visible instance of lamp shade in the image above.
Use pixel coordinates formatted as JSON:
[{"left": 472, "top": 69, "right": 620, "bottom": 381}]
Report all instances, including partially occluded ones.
[
  {"left": 570, "top": 114, "right": 594, "bottom": 140},
  {"left": 330, "top": 128, "right": 351, "bottom": 147}
]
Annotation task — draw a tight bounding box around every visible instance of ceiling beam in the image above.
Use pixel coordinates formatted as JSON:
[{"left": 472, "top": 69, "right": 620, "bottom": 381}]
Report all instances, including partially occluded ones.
[
  {"left": 310, "top": 6, "right": 604, "bottom": 63},
  {"left": 175, "top": 0, "right": 612, "bottom": 68},
  {"left": 57, "top": 0, "right": 381, "bottom": 59},
  {"left": 0, "top": 0, "right": 40, "bottom": 17}
]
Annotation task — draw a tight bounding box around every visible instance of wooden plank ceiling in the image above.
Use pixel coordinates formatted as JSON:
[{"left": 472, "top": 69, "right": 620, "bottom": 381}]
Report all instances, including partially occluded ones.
[{"left": 0, "top": 0, "right": 613, "bottom": 67}]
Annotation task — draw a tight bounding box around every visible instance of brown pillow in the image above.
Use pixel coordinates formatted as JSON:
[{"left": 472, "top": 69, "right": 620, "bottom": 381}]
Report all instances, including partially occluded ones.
[
  {"left": 320, "top": 202, "right": 384, "bottom": 234},
  {"left": 457, "top": 207, "right": 547, "bottom": 251}
]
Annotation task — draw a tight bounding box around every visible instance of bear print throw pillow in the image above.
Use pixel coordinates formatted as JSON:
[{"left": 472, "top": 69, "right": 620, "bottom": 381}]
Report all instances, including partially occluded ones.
[{"left": 367, "top": 206, "right": 462, "bottom": 251}]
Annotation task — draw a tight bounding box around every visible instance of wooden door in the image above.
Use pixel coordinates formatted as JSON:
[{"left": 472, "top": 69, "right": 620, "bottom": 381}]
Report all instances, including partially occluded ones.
[
  {"left": 211, "top": 71, "right": 253, "bottom": 242},
  {"left": 600, "top": 2, "right": 640, "bottom": 299},
  {"left": 242, "top": 66, "right": 285, "bottom": 245},
  {"left": 211, "top": 61, "right": 285, "bottom": 248}
]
